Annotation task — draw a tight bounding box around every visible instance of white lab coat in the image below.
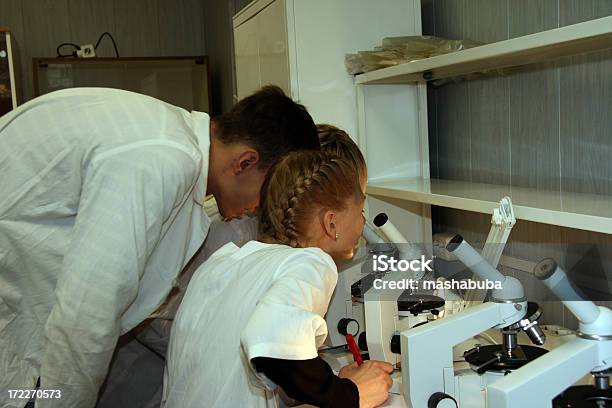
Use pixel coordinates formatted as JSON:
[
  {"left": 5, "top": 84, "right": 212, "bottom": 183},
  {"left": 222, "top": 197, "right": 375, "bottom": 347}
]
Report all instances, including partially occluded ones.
[
  {"left": 133, "top": 213, "right": 260, "bottom": 356},
  {"left": 0, "top": 88, "right": 211, "bottom": 408},
  {"left": 162, "top": 241, "right": 337, "bottom": 408},
  {"left": 96, "top": 207, "right": 259, "bottom": 408},
  {"left": 202, "top": 214, "right": 259, "bottom": 258}
]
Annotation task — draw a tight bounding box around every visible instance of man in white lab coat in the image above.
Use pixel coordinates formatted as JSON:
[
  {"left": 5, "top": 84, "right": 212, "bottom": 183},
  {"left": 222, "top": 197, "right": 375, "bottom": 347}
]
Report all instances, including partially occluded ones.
[{"left": 0, "top": 86, "right": 319, "bottom": 408}]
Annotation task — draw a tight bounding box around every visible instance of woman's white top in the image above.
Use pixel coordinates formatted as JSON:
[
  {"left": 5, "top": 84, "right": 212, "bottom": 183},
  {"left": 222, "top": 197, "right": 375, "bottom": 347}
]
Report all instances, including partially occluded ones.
[{"left": 163, "top": 241, "right": 337, "bottom": 408}]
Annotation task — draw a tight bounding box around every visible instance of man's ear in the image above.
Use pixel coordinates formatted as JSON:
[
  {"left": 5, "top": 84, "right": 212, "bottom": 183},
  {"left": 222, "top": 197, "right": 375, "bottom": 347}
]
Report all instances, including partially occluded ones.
[
  {"left": 234, "top": 149, "right": 260, "bottom": 174},
  {"left": 321, "top": 210, "right": 337, "bottom": 240}
]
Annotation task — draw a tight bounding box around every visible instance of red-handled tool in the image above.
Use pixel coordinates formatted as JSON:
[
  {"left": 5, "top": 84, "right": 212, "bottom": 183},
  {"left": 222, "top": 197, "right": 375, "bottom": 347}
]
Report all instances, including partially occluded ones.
[
  {"left": 345, "top": 333, "right": 363, "bottom": 365},
  {"left": 337, "top": 318, "right": 363, "bottom": 365}
]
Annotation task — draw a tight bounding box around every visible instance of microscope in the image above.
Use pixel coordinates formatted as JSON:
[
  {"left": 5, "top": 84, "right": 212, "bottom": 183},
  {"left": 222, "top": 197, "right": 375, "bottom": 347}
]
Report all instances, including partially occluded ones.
[
  {"left": 323, "top": 220, "right": 398, "bottom": 348},
  {"left": 487, "top": 258, "right": 612, "bottom": 407},
  {"left": 362, "top": 212, "right": 443, "bottom": 367},
  {"left": 400, "top": 234, "right": 547, "bottom": 408},
  {"left": 323, "top": 214, "right": 444, "bottom": 369}
]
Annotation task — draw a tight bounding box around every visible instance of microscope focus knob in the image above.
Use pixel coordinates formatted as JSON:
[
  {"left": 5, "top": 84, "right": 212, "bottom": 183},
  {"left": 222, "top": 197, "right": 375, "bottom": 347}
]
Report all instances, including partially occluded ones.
[
  {"left": 358, "top": 332, "right": 368, "bottom": 351},
  {"left": 337, "top": 318, "right": 360, "bottom": 337},
  {"left": 428, "top": 392, "right": 458, "bottom": 408},
  {"left": 390, "top": 334, "right": 401, "bottom": 354}
]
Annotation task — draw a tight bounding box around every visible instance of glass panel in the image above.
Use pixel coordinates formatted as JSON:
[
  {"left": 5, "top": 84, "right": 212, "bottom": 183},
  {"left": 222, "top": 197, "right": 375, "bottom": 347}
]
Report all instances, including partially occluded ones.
[{"left": 35, "top": 58, "right": 210, "bottom": 112}]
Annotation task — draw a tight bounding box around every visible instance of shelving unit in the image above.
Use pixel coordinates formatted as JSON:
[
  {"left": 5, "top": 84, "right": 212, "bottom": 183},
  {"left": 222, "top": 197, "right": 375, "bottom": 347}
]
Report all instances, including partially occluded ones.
[
  {"left": 366, "top": 178, "right": 612, "bottom": 235},
  {"left": 355, "top": 15, "right": 612, "bottom": 85},
  {"left": 356, "top": 16, "right": 612, "bottom": 240}
]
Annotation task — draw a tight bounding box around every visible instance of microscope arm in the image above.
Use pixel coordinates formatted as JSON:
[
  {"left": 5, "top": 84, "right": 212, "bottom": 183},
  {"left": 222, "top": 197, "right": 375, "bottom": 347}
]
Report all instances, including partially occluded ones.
[
  {"left": 361, "top": 213, "right": 426, "bottom": 365},
  {"left": 364, "top": 271, "right": 406, "bottom": 364},
  {"left": 401, "top": 302, "right": 519, "bottom": 407},
  {"left": 400, "top": 234, "right": 533, "bottom": 407},
  {"left": 485, "top": 259, "right": 612, "bottom": 408},
  {"left": 486, "top": 338, "right": 602, "bottom": 408}
]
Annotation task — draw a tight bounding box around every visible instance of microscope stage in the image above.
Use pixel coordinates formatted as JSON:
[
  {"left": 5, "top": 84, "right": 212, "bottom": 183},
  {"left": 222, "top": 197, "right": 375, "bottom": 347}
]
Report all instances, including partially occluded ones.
[
  {"left": 397, "top": 293, "right": 445, "bottom": 316},
  {"left": 464, "top": 344, "right": 548, "bottom": 373}
]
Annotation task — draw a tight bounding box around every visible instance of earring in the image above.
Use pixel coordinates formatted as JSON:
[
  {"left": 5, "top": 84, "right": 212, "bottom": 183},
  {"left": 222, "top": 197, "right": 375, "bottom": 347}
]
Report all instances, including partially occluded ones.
[{"left": 335, "top": 232, "right": 339, "bottom": 240}]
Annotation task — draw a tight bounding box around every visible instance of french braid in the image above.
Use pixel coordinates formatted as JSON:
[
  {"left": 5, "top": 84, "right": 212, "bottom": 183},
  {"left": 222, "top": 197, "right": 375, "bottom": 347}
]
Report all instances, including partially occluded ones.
[{"left": 259, "top": 150, "right": 361, "bottom": 247}]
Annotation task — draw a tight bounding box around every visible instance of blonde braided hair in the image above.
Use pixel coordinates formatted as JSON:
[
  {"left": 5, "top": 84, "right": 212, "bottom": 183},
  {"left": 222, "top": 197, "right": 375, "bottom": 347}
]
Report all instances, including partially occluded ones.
[
  {"left": 316, "top": 124, "right": 367, "bottom": 183},
  {"left": 259, "top": 150, "right": 363, "bottom": 247}
]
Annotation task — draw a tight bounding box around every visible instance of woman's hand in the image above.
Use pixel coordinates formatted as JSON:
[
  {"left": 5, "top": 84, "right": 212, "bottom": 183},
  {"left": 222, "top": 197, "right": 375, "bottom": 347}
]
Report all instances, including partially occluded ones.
[{"left": 339, "top": 360, "right": 394, "bottom": 408}]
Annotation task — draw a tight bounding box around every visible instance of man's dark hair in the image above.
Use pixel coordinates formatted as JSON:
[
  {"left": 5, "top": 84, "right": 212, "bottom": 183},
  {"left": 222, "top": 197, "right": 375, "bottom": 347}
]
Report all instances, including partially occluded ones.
[{"left": 212, "top": 85, "right": 320, "bottom": 167}]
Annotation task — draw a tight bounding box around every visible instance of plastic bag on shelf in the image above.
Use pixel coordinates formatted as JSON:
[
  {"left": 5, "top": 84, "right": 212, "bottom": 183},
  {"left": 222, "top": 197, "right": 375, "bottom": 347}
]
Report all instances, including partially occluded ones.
[{"left": 345, "top": 35, "right": 483, "bottom": 75}]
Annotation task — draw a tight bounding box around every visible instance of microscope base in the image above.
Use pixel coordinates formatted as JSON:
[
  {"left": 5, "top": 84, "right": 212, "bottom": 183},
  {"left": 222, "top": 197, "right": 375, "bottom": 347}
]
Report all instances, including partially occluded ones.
[
  {"left": 454, "top": 366, "right": 506, "bottom": 407},
  {"left": 553, "top": 385, "right": 612, "bottom": 407}
]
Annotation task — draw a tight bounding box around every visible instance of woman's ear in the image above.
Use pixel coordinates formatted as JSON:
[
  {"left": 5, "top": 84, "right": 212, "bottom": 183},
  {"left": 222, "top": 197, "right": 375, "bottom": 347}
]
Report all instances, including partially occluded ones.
[
  {"left": 234, "top": 149, "right": 260, "bottom": 174},
  {"left": 321, "top": 210, "right": 337, "bottom": 240}
]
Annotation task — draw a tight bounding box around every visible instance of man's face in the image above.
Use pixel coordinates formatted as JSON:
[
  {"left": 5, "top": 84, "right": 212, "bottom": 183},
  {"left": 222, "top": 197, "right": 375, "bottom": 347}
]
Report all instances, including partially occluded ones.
[
  {"left": 208, "top": 131, "right": 269, "bottom": 219},
  {"left": 216, "top": 166, "right": 267, "bottom": 220}
]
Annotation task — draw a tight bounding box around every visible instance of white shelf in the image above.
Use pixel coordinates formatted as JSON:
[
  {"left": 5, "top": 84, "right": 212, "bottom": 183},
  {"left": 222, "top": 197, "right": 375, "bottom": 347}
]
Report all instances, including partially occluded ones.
[
  {"left": 355, "top": 16, "right": 612, "bottom": 85},
  {"left": 366, "top": 178, "right": 612, "bottom": 234}
]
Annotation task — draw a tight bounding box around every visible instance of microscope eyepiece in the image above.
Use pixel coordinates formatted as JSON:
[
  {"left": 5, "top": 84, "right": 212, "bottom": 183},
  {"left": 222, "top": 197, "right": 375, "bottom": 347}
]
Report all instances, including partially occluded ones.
[
  {"left": 445, "top": 234, "right": 463, "bottom": 252},
  {"left": 533, "top": 258, "right": 558, "bottom": 280},
  {"left": 373, "top": 213, "right": 389, "bottom": 228}
]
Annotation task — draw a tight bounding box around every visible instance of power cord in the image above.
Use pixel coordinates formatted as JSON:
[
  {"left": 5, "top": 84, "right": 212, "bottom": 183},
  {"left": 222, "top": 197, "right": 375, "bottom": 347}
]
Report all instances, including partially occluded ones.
[
  {"left": 56, "top": 42, "right": 80, "bottom": 58},
  {"left": 55, "top": 32, "right": 119, "bottom": 58},
  {"left": 94, "top": 32, "right": 120, "bottom": 57}
]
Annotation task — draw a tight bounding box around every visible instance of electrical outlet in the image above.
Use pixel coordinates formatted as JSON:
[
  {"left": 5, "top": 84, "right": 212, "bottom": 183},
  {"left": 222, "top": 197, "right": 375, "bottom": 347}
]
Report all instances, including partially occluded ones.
[{"left": 77, "top": 44, "right": 96, "bottom": 58}]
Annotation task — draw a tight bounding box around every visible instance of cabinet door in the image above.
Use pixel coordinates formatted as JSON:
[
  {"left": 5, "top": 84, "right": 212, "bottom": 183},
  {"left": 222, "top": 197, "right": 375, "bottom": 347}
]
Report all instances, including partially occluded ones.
[
  {"left": 257, "top": 0, "right": 290, "bottom": 96},
  {"left": 234, "top": 15, "right": 261, "bottom": 100},
  {"left": 291, "top": 0, "right": 422, "bottom": 141}
]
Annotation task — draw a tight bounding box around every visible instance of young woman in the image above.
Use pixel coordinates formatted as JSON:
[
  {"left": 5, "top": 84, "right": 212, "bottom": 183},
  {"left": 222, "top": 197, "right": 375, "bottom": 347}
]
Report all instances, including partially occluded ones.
[{"left": 162, "top": 151, "right": 392, "bottom": 408}]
